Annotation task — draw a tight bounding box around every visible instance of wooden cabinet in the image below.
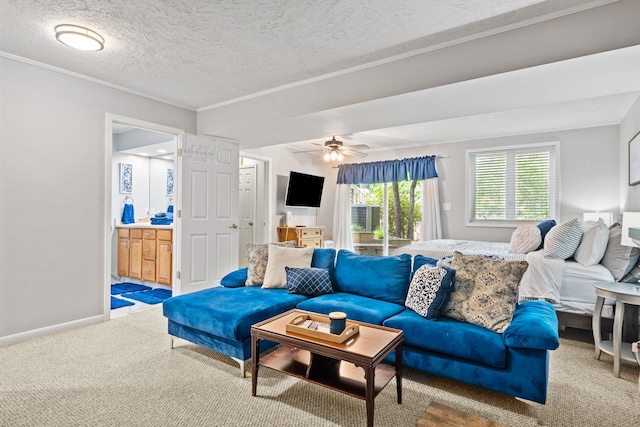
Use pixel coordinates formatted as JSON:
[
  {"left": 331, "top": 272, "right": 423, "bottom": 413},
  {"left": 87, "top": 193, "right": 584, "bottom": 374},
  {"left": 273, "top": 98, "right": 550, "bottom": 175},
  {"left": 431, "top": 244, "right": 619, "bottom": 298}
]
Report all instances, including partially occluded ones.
[
  {"left": 277, "top": 226, "right": 324, "bottom": 248},
  {"left": 117, "top": 227, "right": 172, "bottom": 286},
  {"left": 156, "top": 230, "right": 173, "bottom": 285}
]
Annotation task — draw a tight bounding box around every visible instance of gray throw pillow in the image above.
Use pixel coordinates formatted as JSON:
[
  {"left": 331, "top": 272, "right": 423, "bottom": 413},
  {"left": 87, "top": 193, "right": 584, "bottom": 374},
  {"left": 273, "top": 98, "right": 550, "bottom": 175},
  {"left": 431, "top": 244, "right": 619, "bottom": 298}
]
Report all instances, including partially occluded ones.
[{"left": 601, "top": 224, "right": 640, "bottom": 281}]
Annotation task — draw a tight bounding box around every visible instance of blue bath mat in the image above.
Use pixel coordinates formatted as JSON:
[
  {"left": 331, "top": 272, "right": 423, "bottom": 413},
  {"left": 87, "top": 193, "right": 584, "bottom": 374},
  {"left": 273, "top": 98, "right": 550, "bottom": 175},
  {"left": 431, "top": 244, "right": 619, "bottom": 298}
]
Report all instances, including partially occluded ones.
[
  {"left": 111, "top": 282, "right": 152, "bottom": 295},
  {"left": 124, "top": 288, "right": 172, "bottom": 305},
  {"left": 111, "top": 296, "right": 134, "bottom": 309}
]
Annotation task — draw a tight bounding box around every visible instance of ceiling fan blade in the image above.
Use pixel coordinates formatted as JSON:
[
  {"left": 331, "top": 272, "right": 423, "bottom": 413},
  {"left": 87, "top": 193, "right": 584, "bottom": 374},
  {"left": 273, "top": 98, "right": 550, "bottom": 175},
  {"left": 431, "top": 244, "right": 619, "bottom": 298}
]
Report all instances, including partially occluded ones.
[
  {"left": 343, "top": 149, "right": 368, "bottom": 157},
  {"left": 345, "top": 144, "right": 369, "bottom": 149},
  {"left": 292, "top": 149, "right": 324, "bottom": 154}
]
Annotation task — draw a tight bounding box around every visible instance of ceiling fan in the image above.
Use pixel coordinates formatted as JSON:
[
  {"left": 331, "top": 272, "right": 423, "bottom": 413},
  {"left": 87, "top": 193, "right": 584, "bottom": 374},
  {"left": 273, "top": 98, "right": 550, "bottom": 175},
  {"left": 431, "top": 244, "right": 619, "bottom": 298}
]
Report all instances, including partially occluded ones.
[{"left": 294, "top": 136, "right": 369, "bottom": 162}]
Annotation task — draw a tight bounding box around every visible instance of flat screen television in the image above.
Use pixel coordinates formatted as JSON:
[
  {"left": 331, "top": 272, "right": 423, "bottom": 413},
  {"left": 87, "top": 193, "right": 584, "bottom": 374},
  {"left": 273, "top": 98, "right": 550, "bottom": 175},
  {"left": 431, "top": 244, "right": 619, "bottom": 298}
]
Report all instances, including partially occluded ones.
[{"left": 285, "top": 171, "right": 325, "bottom": 208}]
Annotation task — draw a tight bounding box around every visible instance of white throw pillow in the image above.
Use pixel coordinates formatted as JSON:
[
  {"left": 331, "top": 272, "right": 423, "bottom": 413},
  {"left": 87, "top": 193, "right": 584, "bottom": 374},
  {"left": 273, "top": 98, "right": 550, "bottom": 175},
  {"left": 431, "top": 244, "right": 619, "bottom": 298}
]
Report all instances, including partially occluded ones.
[
  {"left": 509, "top": 225, "right": 542, "bottom": 254},
  {"left": 574, "top": 220, "right": 609, "bottom": 266},
  {"left": 544, "top": 218, "right": 583, "bottom": 260},
  {"left": 261, "top": 245, "right": 314, "bottom": 289}
]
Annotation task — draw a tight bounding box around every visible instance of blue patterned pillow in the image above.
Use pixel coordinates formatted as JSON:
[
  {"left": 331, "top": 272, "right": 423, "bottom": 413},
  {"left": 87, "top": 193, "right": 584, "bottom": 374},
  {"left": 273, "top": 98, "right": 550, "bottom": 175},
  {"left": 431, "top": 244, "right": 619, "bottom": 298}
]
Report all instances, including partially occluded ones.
[
  {"left": 285, "top": 267, "right": 333, "bottom": 296},
  {"left": 404, "top": 265, "right": 455, "bottom": 320}
]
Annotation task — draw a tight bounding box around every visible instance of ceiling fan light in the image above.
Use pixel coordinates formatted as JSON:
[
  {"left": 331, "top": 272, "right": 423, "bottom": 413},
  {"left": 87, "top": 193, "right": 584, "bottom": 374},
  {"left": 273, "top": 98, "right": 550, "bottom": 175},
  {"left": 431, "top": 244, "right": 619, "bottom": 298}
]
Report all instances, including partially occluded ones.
[
  {"left": 337, "top": 152, "right": 344, "bottom": 161},
  {"left": 55, "top": 24, "right": 104, "bottom": 51},
  {"left": 323, "top": 152, "right": 331, "bottom": 162},
  {"left": 330, "top": 150, "right": 338, "bottom": 161}
]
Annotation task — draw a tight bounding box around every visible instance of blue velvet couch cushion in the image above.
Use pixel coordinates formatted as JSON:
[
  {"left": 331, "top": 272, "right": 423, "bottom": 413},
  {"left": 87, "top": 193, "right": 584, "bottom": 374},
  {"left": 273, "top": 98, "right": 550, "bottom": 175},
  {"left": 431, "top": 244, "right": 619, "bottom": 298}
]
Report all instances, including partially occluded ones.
[
  {"left": 219, "top": 248, "right": 336, "bottom": 288},
  {"left": 382, "top": 308, "right": 507, "bottom": 368},
  {"left": 503, "top": 301, "right": 560, "bottom": 350},
  {"left": 334, "top": 250, "right": 412, "bottom": 305},
  {"left": 296, "top": 292, "right": 405, "bottom": 325},
  {"left": 412, "top": 254, "right": 439, "bottom": 271},
  {"left": 162, "top": 286, "right": 308, "bottom": 341}
]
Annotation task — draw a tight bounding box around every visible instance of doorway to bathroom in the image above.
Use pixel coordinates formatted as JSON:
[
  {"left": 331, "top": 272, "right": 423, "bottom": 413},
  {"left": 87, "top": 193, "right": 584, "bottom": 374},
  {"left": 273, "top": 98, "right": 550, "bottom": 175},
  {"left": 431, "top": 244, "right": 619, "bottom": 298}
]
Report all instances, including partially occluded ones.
[{"left": 108, "top": 117, "right": 179, "bottom": 319}]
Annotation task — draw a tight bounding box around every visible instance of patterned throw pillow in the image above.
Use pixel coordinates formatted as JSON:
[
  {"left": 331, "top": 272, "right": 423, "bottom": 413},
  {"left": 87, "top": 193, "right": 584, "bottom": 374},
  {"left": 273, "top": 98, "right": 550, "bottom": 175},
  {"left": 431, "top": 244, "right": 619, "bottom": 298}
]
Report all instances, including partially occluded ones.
[
  {"left": 285, "top": 267, "right": 333, "bottom": 296},
  {"left": 405, "top": 265, "right": 455, "bottom": 320},
  {"left": 245, "top": 241, "right": 295, "bottom": 286},
  {"left": 543, "top": 218, "right": 583, "bottom": 260},
  {"left": 443, "top": 251, "right": 529, "bottom": 333}
]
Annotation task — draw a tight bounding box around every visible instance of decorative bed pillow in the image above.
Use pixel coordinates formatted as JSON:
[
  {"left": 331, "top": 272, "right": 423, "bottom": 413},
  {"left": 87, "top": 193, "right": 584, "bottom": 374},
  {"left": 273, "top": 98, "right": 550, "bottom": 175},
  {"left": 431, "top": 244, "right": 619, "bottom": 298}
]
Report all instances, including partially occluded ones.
[
  {"left": 245, "top": 241, "right": 295, "bottom": 286},
  {"left": 405, "top": 265, "right": 455, "bottom": 320},
  {"left": 509, "top": 225, "right": 542, "bottom": 254},
  {"left": 262, "top": 245, "right": 314, "bottom": 289},
  {"left": 601, "top": 224, "right": 640, "bottom": 280},
  {"left": 535, "top": 219, "right": 556, "bottom": 250},
  {"left": 285, "top": 267, "right": 333, "bottom": 296},
  {"left": 543, "top": 218, "right": 582, "bottom": 260},
  {"left": 443, "top": 251, "right": 529, "bottom": 333},
  {"left": 574, "top": 219, "right": 609, "bottom": 266}
]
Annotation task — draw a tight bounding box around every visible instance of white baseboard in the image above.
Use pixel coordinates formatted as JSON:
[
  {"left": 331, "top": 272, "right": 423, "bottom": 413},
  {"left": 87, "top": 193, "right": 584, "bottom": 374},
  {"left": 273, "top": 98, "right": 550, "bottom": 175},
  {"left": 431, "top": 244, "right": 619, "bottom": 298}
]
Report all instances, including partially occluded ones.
[{"left": 0, "top": 314, "right": 105, "bottom": 347}]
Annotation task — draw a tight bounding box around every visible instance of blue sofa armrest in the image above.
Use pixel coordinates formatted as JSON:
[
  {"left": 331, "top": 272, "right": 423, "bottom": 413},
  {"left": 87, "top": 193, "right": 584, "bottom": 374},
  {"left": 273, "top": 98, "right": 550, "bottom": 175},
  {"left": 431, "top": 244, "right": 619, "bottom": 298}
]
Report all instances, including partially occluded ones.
[{"left": 503, "top": 300, "right": 559, "bottom": 350}]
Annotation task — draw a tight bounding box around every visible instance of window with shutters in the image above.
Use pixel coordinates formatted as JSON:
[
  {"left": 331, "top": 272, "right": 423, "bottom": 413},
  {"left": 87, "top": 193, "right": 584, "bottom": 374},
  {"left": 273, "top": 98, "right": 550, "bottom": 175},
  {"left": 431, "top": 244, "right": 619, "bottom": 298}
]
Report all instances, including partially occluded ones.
[{"left": 466, "top": 142, "right": 558, "bottom": 226}]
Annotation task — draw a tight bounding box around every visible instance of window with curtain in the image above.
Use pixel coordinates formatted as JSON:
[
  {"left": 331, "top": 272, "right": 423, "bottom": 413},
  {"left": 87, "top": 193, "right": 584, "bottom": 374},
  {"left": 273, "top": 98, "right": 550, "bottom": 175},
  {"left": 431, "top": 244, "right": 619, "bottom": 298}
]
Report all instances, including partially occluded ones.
[
  {"left": 336, "top": 156, "right": 438, "bottom": 254},
  {"left": 467, "top": 142, "right": 557, "bottom": 225}
]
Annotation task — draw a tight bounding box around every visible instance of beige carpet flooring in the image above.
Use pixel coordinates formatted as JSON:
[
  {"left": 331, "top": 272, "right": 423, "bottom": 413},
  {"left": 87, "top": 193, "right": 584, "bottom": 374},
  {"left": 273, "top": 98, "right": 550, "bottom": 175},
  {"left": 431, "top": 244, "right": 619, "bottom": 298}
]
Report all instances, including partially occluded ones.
[{"left": 1, "top": 306, "right": 639, "bottom": 427}]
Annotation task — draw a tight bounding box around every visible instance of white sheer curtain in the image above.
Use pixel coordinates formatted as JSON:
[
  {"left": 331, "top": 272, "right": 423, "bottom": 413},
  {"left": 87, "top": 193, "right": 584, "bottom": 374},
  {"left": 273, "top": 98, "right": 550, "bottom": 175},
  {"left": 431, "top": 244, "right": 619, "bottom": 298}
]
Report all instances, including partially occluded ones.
[
  {"left": 422, "top": 177, "right": 442, "bottom": 241},
  {"left": 332, "top": 184, "right": 353, "bottom": 251}
]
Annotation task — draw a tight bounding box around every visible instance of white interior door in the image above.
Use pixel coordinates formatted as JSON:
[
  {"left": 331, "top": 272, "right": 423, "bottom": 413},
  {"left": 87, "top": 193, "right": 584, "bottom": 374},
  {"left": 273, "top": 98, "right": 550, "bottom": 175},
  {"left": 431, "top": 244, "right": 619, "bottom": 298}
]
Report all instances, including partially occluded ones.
[
  {"left": 238, "top": 164, "right": 257, "bottom": 268},
  {"left": 176, "top": 134, "right": 239, "bottom": 295}
]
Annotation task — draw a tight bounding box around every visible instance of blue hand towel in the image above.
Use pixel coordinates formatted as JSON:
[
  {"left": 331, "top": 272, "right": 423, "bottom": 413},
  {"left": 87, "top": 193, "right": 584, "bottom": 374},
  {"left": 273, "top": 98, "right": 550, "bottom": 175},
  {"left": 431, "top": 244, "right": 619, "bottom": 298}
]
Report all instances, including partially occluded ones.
[{"left": 121, "top": 203, "right": 135, "bottom": 224}]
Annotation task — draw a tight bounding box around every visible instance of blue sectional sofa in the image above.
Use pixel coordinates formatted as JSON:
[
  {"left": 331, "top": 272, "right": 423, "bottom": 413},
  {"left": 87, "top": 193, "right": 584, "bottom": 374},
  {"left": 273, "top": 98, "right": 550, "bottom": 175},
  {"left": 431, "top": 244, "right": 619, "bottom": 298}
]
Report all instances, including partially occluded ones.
[{"left": 163, "top": 248, "right": 559, "bottom": 404}]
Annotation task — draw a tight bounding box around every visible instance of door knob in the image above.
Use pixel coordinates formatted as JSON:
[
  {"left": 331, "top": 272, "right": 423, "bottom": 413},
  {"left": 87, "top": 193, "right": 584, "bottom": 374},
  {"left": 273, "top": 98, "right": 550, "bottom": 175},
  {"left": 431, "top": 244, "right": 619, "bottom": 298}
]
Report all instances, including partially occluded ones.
[
  {"left": 249, "top": 222, "right": 254, "bottom": 226},
  {"left": 229, "top": 224, "right": 238, "bottom": 229}
]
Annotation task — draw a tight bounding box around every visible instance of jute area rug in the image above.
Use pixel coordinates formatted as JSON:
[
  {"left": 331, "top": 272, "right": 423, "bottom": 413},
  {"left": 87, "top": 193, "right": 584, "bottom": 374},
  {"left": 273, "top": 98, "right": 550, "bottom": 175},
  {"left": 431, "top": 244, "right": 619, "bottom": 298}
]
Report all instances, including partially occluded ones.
[{"left": 0, "top": 306, "right": 638, "bottom": 426}]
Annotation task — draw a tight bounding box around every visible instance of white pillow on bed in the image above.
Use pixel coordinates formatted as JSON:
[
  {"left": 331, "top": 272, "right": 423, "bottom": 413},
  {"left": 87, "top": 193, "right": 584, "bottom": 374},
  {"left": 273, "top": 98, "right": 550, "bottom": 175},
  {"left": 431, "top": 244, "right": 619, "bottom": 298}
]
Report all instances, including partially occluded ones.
[
  {"left": 544, "top": 218, "right": 583, "bottom": 260},
  {"left": 509, "top": 225, "right": 542, "bottom": 254},
  {"left": 574, "top": 220, "right": 609, "bottom": 266}
]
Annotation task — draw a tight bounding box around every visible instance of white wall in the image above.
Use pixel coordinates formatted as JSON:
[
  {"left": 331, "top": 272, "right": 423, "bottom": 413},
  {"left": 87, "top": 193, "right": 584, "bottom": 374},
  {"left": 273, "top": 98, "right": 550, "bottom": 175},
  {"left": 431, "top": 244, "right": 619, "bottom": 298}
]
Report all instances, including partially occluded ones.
[
  {"left": 620, "top": 96, "right": 640, "bottom": 212},
  {"left": 241, "top": 146, "right": 335, "bottom": 242},
  {"left": 0, "top": 56, "right": 195, "bottom": 342}
]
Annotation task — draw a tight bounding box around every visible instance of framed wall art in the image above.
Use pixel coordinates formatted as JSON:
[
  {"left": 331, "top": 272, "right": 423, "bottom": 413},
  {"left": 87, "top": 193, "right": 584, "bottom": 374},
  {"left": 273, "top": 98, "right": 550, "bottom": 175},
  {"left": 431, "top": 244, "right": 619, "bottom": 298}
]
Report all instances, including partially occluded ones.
[
  {"left": 629, "top": 130, "right": 640, "bottom": 186},
  {"left": 119, "top": 163, "right": 133, "bottom": 194},
  {"left": 167, "top": 168, "right": 174, "bottom": 195}
]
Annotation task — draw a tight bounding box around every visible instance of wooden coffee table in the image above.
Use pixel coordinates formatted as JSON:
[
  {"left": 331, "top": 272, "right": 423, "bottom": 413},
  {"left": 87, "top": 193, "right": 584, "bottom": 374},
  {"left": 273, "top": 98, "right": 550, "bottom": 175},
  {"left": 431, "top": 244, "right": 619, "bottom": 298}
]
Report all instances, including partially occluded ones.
[{"left": 251, "top": 309, "right": 403, "bottom": 427}]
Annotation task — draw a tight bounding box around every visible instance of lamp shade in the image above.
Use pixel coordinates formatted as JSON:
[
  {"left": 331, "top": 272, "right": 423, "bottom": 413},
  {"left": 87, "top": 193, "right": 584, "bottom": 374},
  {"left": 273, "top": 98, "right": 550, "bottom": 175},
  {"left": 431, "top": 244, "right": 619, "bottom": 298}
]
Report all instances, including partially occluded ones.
[{"left": 582, "top": 212, "right": 613, "bottom": 227}]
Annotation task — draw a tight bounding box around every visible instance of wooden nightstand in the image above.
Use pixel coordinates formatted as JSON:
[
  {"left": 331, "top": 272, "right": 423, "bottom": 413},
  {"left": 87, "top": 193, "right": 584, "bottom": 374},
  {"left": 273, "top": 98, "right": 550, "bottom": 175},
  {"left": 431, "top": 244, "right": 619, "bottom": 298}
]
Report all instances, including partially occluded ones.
[{"left": 277, "top": 226, "right": 324, "bottom": 248}]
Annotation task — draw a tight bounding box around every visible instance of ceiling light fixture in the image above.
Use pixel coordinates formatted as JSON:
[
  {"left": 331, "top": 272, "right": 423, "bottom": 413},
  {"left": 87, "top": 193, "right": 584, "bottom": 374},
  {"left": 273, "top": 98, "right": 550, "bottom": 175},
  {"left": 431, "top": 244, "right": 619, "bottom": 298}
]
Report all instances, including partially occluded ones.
[
  {"left": 323, "top": 147, "right": 344, "bottom": 163},
  {"left": 55, "top": 24, "right": 104, "bottom": 51}
]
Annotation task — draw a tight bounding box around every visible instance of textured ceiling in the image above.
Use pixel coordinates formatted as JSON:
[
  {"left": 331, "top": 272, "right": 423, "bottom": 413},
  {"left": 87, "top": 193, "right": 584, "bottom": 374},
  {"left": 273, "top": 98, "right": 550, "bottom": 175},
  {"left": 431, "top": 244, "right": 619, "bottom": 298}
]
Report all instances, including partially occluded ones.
[
  {"left": 0, "top": 0, "right": 599, "bottom": 109},
  {"left": 1, "top": 0, "right": 639, "bottom": 151}
]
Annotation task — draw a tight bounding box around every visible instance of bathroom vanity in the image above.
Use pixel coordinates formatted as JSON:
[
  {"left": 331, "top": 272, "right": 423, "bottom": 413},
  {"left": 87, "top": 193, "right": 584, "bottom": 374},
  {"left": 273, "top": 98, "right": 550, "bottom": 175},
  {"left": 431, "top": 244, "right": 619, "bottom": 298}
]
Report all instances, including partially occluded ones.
[{"left": 117, "top": 225, "right": 173, "bottom": 285}]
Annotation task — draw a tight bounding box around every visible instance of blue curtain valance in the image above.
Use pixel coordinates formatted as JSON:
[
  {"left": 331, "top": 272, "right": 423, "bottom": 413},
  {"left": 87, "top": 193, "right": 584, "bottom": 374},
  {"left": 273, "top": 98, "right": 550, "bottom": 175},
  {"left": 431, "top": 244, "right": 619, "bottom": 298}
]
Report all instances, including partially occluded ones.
[{"left": 336, "top": 155, "right": 438, "bottom": 184}]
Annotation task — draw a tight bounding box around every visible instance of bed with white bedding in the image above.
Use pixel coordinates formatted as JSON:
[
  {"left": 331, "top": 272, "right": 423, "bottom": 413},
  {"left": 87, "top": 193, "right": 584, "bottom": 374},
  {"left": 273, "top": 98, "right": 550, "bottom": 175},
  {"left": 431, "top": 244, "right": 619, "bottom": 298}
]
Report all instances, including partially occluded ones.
[{"left": 392, "top": 238, "right": 618, "bottom": 328}]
